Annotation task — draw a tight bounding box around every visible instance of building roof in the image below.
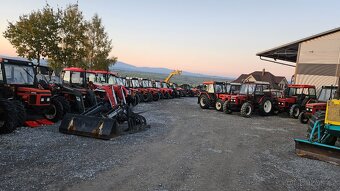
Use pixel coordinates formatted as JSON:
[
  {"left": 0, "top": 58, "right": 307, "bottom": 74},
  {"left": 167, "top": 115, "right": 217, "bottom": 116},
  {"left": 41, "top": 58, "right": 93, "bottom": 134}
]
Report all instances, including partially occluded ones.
[
  {"left": 232, "top": 74, "right": 249, "bottom": 83},
  {"left": 232, "top": 71, "right": 287, "bottom": 89},
  {"left": 256, "top": 27, "right": 340, "bottom": 63}
]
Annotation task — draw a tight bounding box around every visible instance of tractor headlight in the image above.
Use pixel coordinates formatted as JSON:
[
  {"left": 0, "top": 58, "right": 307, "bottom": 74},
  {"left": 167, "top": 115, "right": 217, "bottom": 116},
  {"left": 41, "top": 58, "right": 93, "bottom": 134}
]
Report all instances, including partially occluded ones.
[
  {"left": 83, "top": 95, "right": 86, "bottom": 98},
  {"left": 76, "top": 97, "right": 81, "bottom": 101},
  {"left": 41, "top": 98, "right": 45, "bottom": 102},
  {"left": 46, "top": 98, "right": 50, "bottom": 102}
]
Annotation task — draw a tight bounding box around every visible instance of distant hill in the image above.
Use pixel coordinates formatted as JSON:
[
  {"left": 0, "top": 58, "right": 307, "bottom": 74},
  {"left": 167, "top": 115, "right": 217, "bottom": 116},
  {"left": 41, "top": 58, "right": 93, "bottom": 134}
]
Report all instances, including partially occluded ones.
[{"left": 110, "top": 61, "right": 232, "bottom": 80}]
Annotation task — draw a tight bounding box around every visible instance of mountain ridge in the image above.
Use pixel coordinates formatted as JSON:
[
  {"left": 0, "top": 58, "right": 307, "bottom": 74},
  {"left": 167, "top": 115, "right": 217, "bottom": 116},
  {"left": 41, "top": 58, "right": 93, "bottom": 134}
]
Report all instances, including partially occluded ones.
[{"left": 110, "top": 61, "right": 232, "bottom": 80}]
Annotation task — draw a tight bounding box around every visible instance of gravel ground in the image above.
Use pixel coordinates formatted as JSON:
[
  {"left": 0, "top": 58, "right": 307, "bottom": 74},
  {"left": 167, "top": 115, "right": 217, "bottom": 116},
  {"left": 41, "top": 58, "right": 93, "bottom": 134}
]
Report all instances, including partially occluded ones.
[{"left": 1, "top": 97, "right": 340, "bottom": 191}]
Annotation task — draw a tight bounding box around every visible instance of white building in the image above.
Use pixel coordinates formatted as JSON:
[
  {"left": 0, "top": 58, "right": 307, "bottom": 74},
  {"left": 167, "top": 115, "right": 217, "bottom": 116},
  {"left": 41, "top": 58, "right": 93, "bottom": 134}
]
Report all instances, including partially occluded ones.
[{"left": 257, "top": 27, "right": 340, "bottom": 92}]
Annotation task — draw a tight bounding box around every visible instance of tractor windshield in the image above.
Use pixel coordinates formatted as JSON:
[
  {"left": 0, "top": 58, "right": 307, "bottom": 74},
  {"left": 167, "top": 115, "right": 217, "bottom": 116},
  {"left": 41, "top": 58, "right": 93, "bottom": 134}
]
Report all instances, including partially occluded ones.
[
  {"left": 108, "top": 75, "right": 118, "bottom": 85},
  {"left": 214, "top": 84, "right": 225, "bottom": 93},
  {"left": 155, "top": 81, "right": 161, "bottom": 88},
  {"left": 96, "top": 74, "right": 106, "bottom": 83},
  {"left": 87, "top": 73, "right": 96, "bottom": 83},
  {"left": 142, "top": 80, "right": 149, "bottom": 87},
  {"left": 132, "top": 79, "right": 140, "bottom": 88},
  {"left": 71, "top": 72, "right": 85, "bottom": 86},
  {"left": 121, "top": 78, "right": 126, "bottom": 86},
  {"left": 4, "top": 63, "right": 35, "bottom": 85},
  {"left": 240, "top": 84, "right": 256, "bottom": 94},
  {"left": 116, "top": 78, "right": 124, "bottom": 86},
  {"left": 162, "top": 82, "right": 168, "bottom": 88},
  {"left": 148, "top": 81, "right": 153, "bottom": 87},
  {"left": 318, "top": 87, "right": 337, "bottom": 102}
]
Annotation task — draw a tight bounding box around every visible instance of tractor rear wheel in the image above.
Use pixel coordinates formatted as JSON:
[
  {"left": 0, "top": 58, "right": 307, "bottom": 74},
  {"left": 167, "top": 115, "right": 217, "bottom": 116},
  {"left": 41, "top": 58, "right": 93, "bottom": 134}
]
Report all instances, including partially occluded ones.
[
  {"left": 298, "top": 111, "right": 308, "bottom": 124},
  {"left": 258, "top": 97, "right": 273, "bottom": 116},
  {"left": 240, "top": 102, "right": 253, "bottom": 118},
  {"left": 215, "top": 99, "right": 224, "bottom": 111},
  {"left": 0, "top": 99, "right": 18, "bottom": 134},
  {"left": 12, "top": 100, "right": 26, "bottom": 127},
  {"left": 289, "top": 104, "right": 300, "bottom": 118},
  {"left": 223, "top": 101, "right": 232, "bottom": 114},
  {"left": 44, "top": 98, "right": 64, "bottom": 122},
  {"left": 199, "top": 94, "right": 210, "bottom": 109}
]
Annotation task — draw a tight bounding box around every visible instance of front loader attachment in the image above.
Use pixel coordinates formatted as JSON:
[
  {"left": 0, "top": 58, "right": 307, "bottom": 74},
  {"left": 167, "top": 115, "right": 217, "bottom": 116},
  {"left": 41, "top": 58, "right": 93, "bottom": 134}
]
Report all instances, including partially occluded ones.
[
  {"left": 295, "top": 139, "right": 340, "bottom": 165},
  {"left": 59, "top": 113, "right": 121, "bottom": 140}
]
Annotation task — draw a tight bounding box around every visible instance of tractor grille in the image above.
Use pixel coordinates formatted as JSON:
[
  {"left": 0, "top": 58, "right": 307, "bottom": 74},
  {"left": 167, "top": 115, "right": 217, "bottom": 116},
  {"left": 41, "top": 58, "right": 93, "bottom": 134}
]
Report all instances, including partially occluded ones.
[{"left": 29, "top": 95, "right": 37, "bottom": 104}]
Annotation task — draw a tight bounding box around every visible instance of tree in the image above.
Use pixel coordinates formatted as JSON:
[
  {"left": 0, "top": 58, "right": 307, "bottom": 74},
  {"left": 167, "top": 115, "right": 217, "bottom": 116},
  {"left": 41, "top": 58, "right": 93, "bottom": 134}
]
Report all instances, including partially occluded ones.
[
  {"left": 85, "top": 14, "right": 115, "bottom": 70},
  {"left": 3, "top": 4, "right": 59, "bottom": 65},
  {"left": 56, "top": 4, "right": 88, "bottom": 68}
]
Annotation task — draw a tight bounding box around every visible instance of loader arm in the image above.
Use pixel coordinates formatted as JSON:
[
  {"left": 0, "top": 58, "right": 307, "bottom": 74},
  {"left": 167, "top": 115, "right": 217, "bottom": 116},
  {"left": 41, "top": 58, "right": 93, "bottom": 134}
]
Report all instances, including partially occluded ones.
[{"left": 164, "top": 70, "right": 182, "bottom": 83}]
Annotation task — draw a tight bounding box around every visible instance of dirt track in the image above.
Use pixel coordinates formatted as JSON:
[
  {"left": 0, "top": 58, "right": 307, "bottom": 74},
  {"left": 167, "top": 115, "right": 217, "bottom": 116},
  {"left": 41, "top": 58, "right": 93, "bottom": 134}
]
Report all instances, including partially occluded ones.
[{"left": 1, "top": 97, "right": 340, "bottom": 191}]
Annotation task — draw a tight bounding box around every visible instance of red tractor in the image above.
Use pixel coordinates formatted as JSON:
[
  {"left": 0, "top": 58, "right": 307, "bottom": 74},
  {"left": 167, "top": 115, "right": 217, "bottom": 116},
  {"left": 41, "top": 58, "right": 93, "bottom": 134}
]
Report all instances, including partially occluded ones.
[
  {"left": 61, "top": 67, "right": 98, "bottom": 110},
  {"left": 126, "top": 77, "right": 153, "bottom": 102},
  {"left": 169, "top": 82, "right": 185, "bottom": 97},
  {"left": 0, "top": 57, "right": 65, "bottom": 132},
  {"left": 198, "top": 81, "right": 241, "bottom": 111},
  {"left": 223, "top": 81, "right": 279, "bottom": 117},
  {"left": 86, "top": 70, "right": 139, "bottom": 106},
  {"left": 153, "top": 80, "right": 173, "bottom": 99},
  {"left": 278, "top": 84, "right": 317, "bottom": 118},
  {"left": 180, "top": 84, "right": 199, "bottom": 97},
  {"left": 298, "top": 86, "right": 337, "bottom": 123},
  {"left": 139, "top": 78, "right": 161, "bottom": 101}
]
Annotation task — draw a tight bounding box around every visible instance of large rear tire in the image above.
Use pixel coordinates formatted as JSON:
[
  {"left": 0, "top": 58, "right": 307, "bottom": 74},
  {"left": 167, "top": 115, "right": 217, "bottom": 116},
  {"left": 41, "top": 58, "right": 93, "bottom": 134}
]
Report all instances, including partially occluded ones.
[
  {"left": 240, "top": 102, "right": 253, "bottom": 118},
  {"left": 258, "top": 97, "right": 273, "bottom": 116},
  {"left": 215, "top": 99, "right": 224, "bottom": 112},
  {"left": 223, "top": 101, "right": 232, "bottom": 114},
  {"left": 199, "top": 94, "right": 210, "bottom": 109},
  {"left": 0, "top": 99, "right": 18, "bottom": 134},
  {"left": 12, "top": 100, "right": 26, "bottom": 127},
  {"left": 289, "top": 104, "right": 300, "bottom": 119}
]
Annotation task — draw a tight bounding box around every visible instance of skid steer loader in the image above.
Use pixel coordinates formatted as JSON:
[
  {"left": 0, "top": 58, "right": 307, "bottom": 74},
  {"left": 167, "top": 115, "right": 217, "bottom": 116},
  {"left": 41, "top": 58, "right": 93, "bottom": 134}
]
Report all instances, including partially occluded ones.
[{"left": 59, "top": 85, "right": 149, "bottom": 140}]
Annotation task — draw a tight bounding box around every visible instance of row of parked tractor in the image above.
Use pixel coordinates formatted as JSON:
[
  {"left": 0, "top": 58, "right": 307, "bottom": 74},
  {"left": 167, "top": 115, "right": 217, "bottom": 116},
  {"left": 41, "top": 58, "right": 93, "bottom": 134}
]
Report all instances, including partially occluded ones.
[
  {"left": 0, "top": 57, "right": 198, "bottom": 139},
  {"left": 197, "top": 81, "right": 337, "bottom": 124}
]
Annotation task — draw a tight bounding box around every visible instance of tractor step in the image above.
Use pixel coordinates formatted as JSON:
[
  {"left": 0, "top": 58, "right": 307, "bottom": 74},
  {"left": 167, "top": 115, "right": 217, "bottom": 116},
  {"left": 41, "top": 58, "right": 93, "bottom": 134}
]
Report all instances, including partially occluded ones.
[
  {"left": 295, "top": 139, "right": 340, "bottom": 165},
  {"left": 24, "top": 119, "right": 54, "bottom": 128}
]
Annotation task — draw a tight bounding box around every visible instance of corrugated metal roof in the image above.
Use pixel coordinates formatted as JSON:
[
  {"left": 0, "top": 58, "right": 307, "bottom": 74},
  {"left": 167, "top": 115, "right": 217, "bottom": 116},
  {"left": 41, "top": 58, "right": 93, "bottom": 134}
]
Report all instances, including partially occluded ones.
[{"left": 256, "top": 27, "right": 340, "bottom": 63}]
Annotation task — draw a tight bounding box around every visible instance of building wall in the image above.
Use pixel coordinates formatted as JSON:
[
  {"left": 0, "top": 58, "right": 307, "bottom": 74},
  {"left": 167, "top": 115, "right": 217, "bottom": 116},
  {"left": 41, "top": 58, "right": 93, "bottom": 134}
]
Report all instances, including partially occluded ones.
[{"left": 295, "top": 31, "right": 340, "bottom": 92}]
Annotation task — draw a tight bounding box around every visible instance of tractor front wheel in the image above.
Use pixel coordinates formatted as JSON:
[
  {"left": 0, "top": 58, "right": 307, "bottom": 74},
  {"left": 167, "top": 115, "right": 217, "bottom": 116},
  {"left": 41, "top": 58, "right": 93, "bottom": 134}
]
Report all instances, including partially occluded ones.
[
  {"left": 289, "top": 104, "right": 300, "bottom": 119},
  {"left": 240, "top": 102, "right": 253, "bottom": 118},
  {"left": 0, "top": 99, "right": 18, "bottom": 134},
  {"left": 55, "top": 96, "right": 71, "bottom": 115},
  {"left": 223, "top": 101, "right": 232, "bottom": 114},
  {"left": 298, "top": 111, "right": 309, "bottom": 124},
  {"left": 199, "top": 94, "right": 210, "bottom": 109},
  {"left": 44, "top": 98, "right": 64, "bottom": 122},
  {"left": 215, "top": 99, "right": 224, "bottom": 112}
]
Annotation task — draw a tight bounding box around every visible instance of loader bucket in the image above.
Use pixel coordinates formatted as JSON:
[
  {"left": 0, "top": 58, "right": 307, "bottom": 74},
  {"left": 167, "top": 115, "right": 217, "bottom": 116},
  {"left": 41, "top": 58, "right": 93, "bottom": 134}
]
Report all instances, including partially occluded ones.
[
  {"left": 59, "top": 113, "right": 120, "bottom": 140},
  {"left": 295, "top": 139, "right": 340, "bottom": 165}
]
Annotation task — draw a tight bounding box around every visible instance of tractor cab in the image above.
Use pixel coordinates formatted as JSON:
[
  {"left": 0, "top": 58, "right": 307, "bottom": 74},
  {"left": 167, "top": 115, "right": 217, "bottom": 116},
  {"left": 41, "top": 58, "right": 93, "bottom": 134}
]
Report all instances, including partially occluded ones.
[
  {"left": 0, "top": 57, "right": 65, "bottom": 124},
  {"left": 224, "top": 81, "right": 277, "bottom": 117},
  {"left": 278, "top": 84, "right": 317, "bottom": 118},
  {"left": 299, "top": 86, "right": 338, "bottom": 124},
  {"left": 180, "top": 84, "right": 197, "bottom": 97},
  {"left": 153, "top": 80, "right": 173, "bottom": 99},
  {"left": 198, "top": 81, "right": 242, "bottom": 111},
  {"left": 61, "top": 67, "right": 87, "bottom": 88}
]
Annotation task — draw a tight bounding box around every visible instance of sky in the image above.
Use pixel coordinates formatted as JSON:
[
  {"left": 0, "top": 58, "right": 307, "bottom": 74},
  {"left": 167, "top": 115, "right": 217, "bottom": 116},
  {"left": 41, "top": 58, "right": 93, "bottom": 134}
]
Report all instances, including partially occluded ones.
[{"left": 0, "top": 0, "right": 339, "bottom": 79}]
